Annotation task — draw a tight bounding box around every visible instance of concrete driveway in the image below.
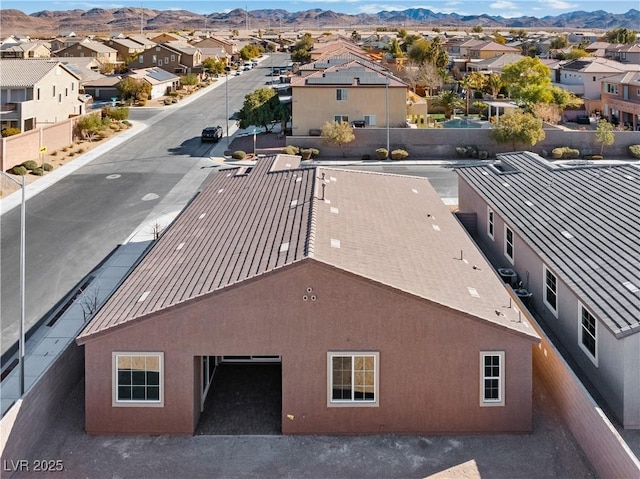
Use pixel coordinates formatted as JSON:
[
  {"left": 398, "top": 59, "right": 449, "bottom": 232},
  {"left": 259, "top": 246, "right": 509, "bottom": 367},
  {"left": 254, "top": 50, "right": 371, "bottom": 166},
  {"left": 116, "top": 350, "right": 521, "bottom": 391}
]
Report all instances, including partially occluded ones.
[{"left": 11, "top": 370, "right": 595, "bottom": 479}]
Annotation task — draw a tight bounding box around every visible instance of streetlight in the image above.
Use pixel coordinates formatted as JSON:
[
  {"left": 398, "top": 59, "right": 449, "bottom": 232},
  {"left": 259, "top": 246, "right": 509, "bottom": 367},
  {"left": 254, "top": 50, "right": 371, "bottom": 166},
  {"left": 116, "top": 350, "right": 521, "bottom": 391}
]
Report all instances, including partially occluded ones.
[
  {"left": 225, "top": 68, "right": 230, "bottom": 148},
  {"left": 0, "top": 171, "right": 26, "bottom": 396},
  {"left": 385, "top": 72, "right": 390, "bottom": 154}
]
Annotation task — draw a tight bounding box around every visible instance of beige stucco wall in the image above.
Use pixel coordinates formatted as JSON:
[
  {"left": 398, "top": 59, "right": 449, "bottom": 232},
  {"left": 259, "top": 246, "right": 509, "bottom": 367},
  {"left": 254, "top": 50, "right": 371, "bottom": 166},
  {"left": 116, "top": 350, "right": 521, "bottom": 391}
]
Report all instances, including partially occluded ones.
[
  {"left": 81, "top": 260, "right": 535, "bottom": 436},
  {"left": 291, "top": 85, "right": 407, "bottom": 134}
]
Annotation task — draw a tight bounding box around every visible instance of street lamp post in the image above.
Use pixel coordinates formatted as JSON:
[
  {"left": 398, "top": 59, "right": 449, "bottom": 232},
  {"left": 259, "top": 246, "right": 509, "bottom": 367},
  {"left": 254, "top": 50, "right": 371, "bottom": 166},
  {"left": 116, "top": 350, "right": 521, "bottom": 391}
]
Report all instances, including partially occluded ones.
[
  {"left": 0, "top": 171, "right": 26, "bottom": 396},
  {"left": 385, "top": 72, "right": 390, "bottom": 154},
  {"left": 225, "top": 70, "right": 230, "bottom": 148}
]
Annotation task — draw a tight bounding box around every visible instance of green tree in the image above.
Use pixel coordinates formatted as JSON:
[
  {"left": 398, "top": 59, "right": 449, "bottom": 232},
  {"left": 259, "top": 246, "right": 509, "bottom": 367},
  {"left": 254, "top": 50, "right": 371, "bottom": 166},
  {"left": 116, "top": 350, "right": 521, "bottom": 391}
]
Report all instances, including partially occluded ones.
[
  {"left": 180, "top": 73, "right": 199, "bottom": 93},
  {"left": 397, "top": 28, "right": 408, "bottom": 39},
  {"left": 75, "top": 113, "right": 107, "bottom": 141},
  {"left": 460, "top": 72, "right": 486, "bottom": 115},
  {"left": 549, "top": 86, "right": 582, "bottom": 111},
  {"left": 432, "top": 90, "right": 464, "bottom": 119},
  {"left": 490, "top": 109, "right": 545, "bottom": 150},
  {"left": 351, "top": 30, "right": 361, "bottom": 42},
  {"left": 595, "top": 119, "right": 615, "bottom": 155},
  {"left": 472, "top": 25, "right": 483, "bottom": 33},
  {"left": 291, "top": 33, "right": 314, "bottom": 63},
  {"left": 237, "top": 87, "right": 287, "bottom": 132},
  {"left": 202, "top": 57, "right": 225, "bottom": 76},
  {"left": 486, "top": 73, "right": 503, "bottom": 99},
  {"left": 387, "top": 38, "right": 403, "bottom": 58},
  {"left": 501, "top": 57, "right": 552, "bottom": 107},
  {"left": 565, "top": 48, "right": 591, "bottom": 59},
  {"left": 407, "top": 39, "right": 448, "bottom": 68},
  {"left": 604, "top": 28, "right": 637, "bottom": 44},
  {"left": 117, "top": 77, "right": 151, "bottom": 102},
  {"left": 321, "top": 121, "right": 355, "bottom": 157},
  {"left": 240, "top": 44, "right": 261, "bottom": 60},
  {"left": 493, "top": 31, "right": 506, "bottom": 45},
  {"left": 401, "top": 34, "right": 421, "bottom": 52},
  {"left": 549, "top": 36, "right": 568, "bottom": 49}
]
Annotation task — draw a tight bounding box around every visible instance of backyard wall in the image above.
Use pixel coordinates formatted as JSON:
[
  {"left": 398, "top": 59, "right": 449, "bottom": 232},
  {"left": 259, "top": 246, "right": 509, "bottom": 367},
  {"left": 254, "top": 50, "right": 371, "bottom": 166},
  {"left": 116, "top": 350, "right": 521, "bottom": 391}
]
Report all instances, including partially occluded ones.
[
  {"left": 288, "top": 128, "right": 640, "bottom": 160},
  {"left": 0, "top": 117, "right": 78, "bottom": 172}
]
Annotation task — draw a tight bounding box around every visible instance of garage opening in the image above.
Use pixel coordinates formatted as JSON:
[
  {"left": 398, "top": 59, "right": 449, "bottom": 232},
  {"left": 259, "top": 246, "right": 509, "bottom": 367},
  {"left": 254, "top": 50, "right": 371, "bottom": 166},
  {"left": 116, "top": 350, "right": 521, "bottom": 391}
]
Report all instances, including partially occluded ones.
[{"left": 196, "top": 356, "right": 282, "bottom": 435}]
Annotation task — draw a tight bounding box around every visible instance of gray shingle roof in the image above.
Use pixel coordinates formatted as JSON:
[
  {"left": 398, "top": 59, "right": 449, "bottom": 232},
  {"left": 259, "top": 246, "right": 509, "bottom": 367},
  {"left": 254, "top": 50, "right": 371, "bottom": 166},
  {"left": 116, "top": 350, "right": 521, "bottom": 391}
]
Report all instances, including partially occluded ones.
[
  {"left": 78, "top": 156, "right": 539, "bottom": 342},
  {"left": 0, "top": 59, "right": 75, "bottom": 87},
  {"left": 456, "top": 152, "right": 640, "bottom": 338}
]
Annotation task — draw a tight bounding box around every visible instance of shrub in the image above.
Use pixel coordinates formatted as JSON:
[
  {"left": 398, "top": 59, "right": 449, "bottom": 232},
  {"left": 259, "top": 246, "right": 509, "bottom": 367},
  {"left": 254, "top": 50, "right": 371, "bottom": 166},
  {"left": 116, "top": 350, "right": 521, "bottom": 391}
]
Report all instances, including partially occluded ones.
[
  {"left": 478, "top": 150, "right": 488, "bottom": 160},
  {"left": 30, "top": 167, "right": 44, "bottom": 176},
  {"left": 629, "top": 145, "right": 640, "bottom": 159},
  {"left": 123, "top": 120, "right": 132, "bottom": 127},
  {"left": 232, "top": 150, "right": 247, "bottom": 159},
  {"left": 169, "top": 91, "right": 179, "bottom": 98},
  {"left": 282, "top": 145, "right": 299, "bottom": 155},
  {"left": 583, "top": 154, "right": 604, "bottom": 160},
  {"left": 455, "top": 146, "right": 467, "bottom": 157},
  {"left": 375, "top": 148, "right": 389, "bottom": 160},
  {"left": 164, "top": 99, "right": 172, "bottom": 105},
  {"left": 8, "top": 165, "right": 27, "bottom": 176},
  {"left": 300, "top": 149, "right": 313, "bottom": 160},
  {"left": 2, "top": 127, "right": 21, "bottom": 137},
  {"left": 391, "top": 149, "right": 409, "bottom": 161},
  {"left": 43, "top": 163, "right": 54, "bottom": 171},
  {"left": 551, "top": 147, "right": 580, "bottom": 159},
  {"left": 21, "top": 160, "right": 38, "bottom": 170}
]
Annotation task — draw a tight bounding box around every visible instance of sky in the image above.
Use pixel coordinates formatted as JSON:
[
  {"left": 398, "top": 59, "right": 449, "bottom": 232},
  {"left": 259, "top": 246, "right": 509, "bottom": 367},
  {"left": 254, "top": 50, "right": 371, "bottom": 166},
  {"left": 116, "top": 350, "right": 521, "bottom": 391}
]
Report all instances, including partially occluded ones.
[{"left": 3, "top": 0, "right": 638, "bottom": 18}]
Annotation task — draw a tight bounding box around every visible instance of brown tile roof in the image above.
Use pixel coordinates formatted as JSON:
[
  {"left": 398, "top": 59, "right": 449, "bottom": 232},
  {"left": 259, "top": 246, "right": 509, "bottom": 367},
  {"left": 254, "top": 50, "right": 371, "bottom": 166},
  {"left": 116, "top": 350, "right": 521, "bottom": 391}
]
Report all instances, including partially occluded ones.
[{"left": 78, "top": 157, "right": 538, "bottom": 342}]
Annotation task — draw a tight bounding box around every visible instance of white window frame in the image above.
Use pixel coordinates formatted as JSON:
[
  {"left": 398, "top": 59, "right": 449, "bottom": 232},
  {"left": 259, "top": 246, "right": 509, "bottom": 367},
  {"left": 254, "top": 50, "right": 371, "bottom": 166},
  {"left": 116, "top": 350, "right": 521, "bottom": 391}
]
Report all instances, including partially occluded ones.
[
  {"left": 363, "top": 114, "right": 376, "bottom": 126},
  {"left": 543, "top": 265, "right": 558, "bottom": 318},
  {"left": 327, "top": 352, "right": 379, "bottom": 407},
  {"left": 158, "top": 59, "right": 163, "bottom": 66},
  {"left": 480, "top": 351, "right": 505, "bottom": 407},
  {"left": 336, "top": 88, "right": 348, "bottom": 102},
  {"left": 578, "top": 304, "right": 598, "bottom": 366},
  {"left": 504, "top": 225, "right": 514, "bottom": 264},
  {"left": 334, "top": 115, "right": 349, "bottom": 124},
  {"left": 487, "top": 207, "right": 494, "bottom": 240},
  {"left": 113, "top": 352, "right": 164, "bottom": 407}
]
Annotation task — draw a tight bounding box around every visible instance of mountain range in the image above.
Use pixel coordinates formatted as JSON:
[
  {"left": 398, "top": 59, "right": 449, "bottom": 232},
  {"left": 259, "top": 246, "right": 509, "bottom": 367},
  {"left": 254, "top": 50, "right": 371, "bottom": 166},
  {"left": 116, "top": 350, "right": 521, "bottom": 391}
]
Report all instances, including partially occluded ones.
[{"left": 1, "top": 7, "right": 638, "bottom": 36}]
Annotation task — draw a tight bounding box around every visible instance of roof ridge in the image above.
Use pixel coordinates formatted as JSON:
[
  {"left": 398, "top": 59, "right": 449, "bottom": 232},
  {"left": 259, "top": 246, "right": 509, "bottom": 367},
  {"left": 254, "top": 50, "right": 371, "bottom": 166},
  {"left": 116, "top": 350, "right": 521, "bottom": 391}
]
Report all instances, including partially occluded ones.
[{"left": 307, "top": 173, "right": 318, "bottom": 259}]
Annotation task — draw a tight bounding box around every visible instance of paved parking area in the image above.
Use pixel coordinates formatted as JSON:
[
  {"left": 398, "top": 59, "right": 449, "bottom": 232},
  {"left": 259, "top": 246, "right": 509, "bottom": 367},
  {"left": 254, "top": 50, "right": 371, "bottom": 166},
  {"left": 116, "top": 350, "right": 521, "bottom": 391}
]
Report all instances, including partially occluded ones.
[{"left": 11, "top": 369, "right": 596, "bottom": 479}]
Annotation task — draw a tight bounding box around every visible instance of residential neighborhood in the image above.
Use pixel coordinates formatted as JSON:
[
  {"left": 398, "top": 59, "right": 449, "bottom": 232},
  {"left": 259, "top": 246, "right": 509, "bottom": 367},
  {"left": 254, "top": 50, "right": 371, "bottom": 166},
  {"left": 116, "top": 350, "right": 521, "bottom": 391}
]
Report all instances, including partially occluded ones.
[{"left": 1, "top": 6, "right": 640, "bottom": 478}]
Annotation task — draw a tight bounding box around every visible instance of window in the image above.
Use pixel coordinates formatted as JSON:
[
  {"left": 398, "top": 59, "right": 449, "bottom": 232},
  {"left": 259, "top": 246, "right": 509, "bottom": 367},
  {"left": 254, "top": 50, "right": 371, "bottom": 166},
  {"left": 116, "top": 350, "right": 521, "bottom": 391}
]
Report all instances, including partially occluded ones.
[
  {"left": 334, "top": 115, "right": 349, "bottom": 124},
  {"left": 487, "top": 207, "right": 494, "bottom": 239},
  {"left": 480, "top": 352, "right": 504, "bottom": 406},
  {"left": 336, "top": 88, "right": 348, "bottom": 101},
  {"left": 52, "top": 85, "right": 56, "bottom": 97},
  {"left": 113, "top": 352, "right": 163, "bottom": 406},
  {"left": 158, "top": 60, "right": 163, "bottom": 66},
  {"left": 37, "top": 88, "right": 40, "bottom": 101},
  {"left": 171, "top": 55, "right": 175, "bottom": 62},
  {"left": 164, "top": 57, "right": 169, "bottom": 63},
  {"left": 543, "top": 265, "right": 558, "bottom": 317},
  {"left": 504, "top": 226, "right": 514, "bottom": 263},
  {"left": 152, "top": 55, "right": 157, "bottom": 63},
  {"left": 139, "top": 55, "right": 144, "bottom": 64},
  {"left": 579, "top": 305, "right": 597, "bottom": 364},
  {"left": 364, "top": 115, "right": 376, "bottom": 126},
  {"left": 328, "top": 352, "right": 378, "bottom": 406}
]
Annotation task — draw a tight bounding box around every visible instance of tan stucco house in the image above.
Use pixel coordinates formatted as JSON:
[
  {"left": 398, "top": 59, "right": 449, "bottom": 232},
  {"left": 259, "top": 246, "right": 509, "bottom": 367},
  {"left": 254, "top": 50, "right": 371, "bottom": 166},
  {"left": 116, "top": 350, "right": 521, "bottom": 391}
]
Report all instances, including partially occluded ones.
[{"left": 290, "top": 61, "right": 408, "bottom": 135}]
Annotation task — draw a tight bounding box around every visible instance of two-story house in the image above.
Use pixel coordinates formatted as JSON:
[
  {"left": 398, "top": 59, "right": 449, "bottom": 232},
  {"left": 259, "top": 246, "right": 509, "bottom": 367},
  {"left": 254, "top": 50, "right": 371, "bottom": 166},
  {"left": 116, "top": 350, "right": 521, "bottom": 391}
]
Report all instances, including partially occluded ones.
[
  {"left": 192, "top": 37, "right": 237, "bottom": 57},
  {"left": 76, "top": 155, "right": 539, "bottom": 436},
  {"left": 290, "top": 61, "right": 407, "bottom": 135},
  {"left": 467, "top": 41, "right": 520, "bottom": 60},
  {"left": 600, "top": 71, "right": 640, "bottom": 130},
  {"left": 54, "top": 40, "right": 118, "bottom": 67},
  {"left": 605, "top": 43, "right": 640, "bottom": 65},
  {"left": 0, "top": 59, "right": 83, "bottom": 133},
  {"left": 456, "top": 151, "right": 640, "bottom": 430},
  {"left": 103, "top": 38, "right": 146, "bottom": 63},
  {"left": 135, "top": 42, "right": 202, "bottom": 74},
  {"left": 0, "top": 41, "right": 50, "bottom": 59}
]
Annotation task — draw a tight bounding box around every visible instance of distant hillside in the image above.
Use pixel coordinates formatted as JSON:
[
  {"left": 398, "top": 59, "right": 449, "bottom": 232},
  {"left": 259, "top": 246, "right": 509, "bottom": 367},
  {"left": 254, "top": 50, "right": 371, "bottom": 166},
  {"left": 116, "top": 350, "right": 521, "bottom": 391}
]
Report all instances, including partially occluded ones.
[{"left": 1, "top": 7, "right": 637, "bottom": 36}]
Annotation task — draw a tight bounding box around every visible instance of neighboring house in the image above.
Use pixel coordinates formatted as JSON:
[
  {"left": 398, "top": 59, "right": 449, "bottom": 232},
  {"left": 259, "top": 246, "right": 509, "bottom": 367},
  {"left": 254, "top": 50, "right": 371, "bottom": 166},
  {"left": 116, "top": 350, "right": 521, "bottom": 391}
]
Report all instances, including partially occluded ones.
[
  {"left": 126, "top": 35, "right": 157, "bottom": 51},
  {"left": 54, "top": 40, "right": 118, "bottom": 66},
  {"left": 309, "top": 40, "right": 365, "bottom": 62},
  {"left": 82, "top": 75, "right": 122, "bottom": 101},
  {"left": 103, "top": 38, "right": 146, "bottom": 63},
  {"left": 149, "top": 32, "right": 185, "bottom": 44},
  {"left": 135, "top": 42, "right": 202, "bottom": 74},
  {"left": 296, "top": 52, "right": 381, "bottom": 76},
  {"left": 126, "top": 68, "right": 179, "bottom": 99},
  {"left": 0, "top": 41, "right": 50, "bottom": 59},
  {"left": 192, "top": 37, "right": 237, "bottom": 56},
  {"left": 456, "top": 151, "right": 640, "bottom": 429},
  {"left": 600, "top": 71, "right": 640, "bottom": 130},
  {"left": 605, "top": 43, "right": 640, "bottom": 65},
  {"left": 49, "top": 36, "right": 84, "bottom": 53},
  {"left": 290, "top": 61, "right": 407, "bottom": 134},
  {"left": 466, "top": 41, "right": 520, "bottom": 60},
  {"left": 76, "top": 154, "right": 539, "bottom": 436},
  {"left": 466, "top": 53, "right": 526, "bottom": 73},
  {"left": 0, "top": 59, "right": 84, "bottom": 132},
  {"left": 584, "top": 41, "right": 612, "bottom": 58},
  {"left": 550, "top": 57, "right": 640, "bottom": 116},
  {"left": 567, "top": 32, "right": 599, "bottom": 44}
]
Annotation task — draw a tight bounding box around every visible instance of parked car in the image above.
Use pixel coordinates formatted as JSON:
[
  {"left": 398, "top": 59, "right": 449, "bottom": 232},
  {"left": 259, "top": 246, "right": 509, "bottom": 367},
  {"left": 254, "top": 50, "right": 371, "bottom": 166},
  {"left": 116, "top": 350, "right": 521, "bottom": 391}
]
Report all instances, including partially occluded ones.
[{"left": 201, "top": 126, "right": 223, "bottom": 143}]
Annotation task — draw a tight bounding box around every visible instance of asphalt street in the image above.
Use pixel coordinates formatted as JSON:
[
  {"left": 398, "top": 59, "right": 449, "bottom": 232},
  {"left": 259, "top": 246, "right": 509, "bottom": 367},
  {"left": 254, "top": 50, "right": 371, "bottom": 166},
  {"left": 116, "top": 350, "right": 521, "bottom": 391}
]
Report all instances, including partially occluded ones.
[{"left": 0, "top": 54, "right": 290, "bottom": 357}]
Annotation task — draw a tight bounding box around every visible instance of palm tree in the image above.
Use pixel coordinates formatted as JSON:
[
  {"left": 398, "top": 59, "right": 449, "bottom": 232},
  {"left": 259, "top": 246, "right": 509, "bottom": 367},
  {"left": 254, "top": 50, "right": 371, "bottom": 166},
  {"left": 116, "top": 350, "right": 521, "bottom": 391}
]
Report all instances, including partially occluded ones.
[
  {"left": 433, "top": 90, "right": 464, "bottom": 119},
  {"left": 486, "top": 73, "right": 503, "bottom": 99},
  {"left": 460, "top": 72, "right": 486, "bottom": 115}
]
